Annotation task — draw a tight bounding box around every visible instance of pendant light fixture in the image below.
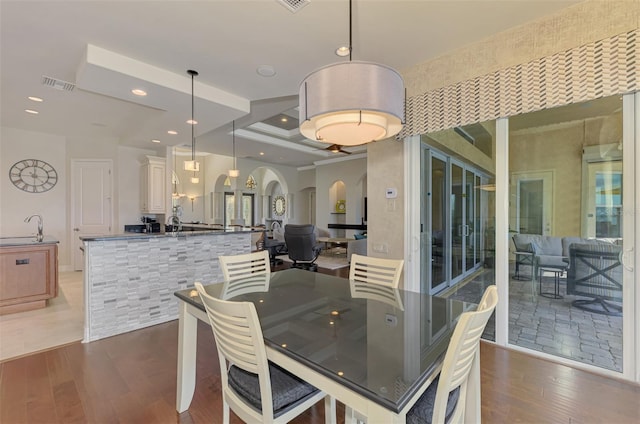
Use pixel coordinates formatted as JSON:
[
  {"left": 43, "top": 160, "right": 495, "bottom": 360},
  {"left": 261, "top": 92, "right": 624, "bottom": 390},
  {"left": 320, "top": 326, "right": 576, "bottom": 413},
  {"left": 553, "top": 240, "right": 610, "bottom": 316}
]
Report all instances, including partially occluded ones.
[
  {"left": 299, "top": 0, "right": 404, "bottom": 146},
  {"left": 183, "top": 69, "right": 200, "bottom": 172},
  {"left": 228, "top": 120, "right": 239, "bottom": 178}
]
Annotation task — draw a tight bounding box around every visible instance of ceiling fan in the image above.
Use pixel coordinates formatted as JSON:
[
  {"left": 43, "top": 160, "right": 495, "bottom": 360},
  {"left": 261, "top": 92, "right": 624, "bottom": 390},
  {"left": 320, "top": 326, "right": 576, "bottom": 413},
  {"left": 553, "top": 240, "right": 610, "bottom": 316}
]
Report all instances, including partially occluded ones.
[{"left": 324, "top": 144, "right": 352, "bottom": 155}]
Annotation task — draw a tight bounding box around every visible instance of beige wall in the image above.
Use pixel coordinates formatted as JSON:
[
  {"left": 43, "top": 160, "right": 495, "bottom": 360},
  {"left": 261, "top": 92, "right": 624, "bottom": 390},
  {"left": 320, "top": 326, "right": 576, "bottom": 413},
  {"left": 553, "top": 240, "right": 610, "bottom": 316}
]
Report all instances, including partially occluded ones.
[
  {"left": 403, "top": 0, "right": 640, "bottom": 97},
  {"left": 315, "top": 157, "right": 367, "bottom": 238},
  {"left": 367, "top": 140, "right": 404, "bottom": 261}
]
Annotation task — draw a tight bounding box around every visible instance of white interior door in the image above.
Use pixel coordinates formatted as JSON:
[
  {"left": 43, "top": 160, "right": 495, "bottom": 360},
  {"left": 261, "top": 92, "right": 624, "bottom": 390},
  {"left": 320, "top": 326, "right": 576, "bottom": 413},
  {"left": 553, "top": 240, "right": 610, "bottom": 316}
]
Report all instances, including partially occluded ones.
[
  {"left": 511, "top": 170, "right": 554, "bottom": 235},
  {"left": 71, "top": 160, "right": 113, "bottom": 271}
]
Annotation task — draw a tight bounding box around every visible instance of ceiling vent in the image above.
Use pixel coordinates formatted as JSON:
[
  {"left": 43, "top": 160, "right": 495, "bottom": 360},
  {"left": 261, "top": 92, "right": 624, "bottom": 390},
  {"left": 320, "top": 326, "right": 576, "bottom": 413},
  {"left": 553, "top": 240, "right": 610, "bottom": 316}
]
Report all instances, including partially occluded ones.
[
  {"left": 276, "top": 0, "right": 310, "bottom": 14},
  {"left": 41, "top": 75, "right": 75, "bottom": 91}
]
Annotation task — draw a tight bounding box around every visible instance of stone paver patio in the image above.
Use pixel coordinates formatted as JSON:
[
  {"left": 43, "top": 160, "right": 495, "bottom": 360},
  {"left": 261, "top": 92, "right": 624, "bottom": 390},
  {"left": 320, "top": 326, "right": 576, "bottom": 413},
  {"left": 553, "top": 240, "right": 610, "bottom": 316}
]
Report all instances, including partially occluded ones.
[{"left": 442, "top": 266, "right": 622, "bottom": 372}]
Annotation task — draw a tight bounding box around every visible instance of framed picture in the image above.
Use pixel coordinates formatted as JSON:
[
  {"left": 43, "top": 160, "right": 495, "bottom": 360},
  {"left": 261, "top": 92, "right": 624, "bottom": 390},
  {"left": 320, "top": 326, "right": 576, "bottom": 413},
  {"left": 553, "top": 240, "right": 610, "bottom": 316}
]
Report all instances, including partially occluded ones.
[
  {"left": 335, "top": 200, "right": 346, "bottom": 213},
  {"left": 273, "top": 195, "right": 286, "bottom": 216}
]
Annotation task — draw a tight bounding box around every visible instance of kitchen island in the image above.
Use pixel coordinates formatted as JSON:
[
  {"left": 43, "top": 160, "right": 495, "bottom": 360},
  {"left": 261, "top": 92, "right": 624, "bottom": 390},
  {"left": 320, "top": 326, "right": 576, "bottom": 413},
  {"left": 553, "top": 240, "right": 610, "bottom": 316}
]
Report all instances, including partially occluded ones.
[{"left": 81, "top": 229, "right": 258, "bottom": 342}]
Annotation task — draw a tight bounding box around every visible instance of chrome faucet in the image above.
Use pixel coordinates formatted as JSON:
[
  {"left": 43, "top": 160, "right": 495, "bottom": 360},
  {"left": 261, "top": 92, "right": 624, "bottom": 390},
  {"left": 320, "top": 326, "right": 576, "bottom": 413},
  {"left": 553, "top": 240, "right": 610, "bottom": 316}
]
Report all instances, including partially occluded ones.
[{"left": 25, "top": 214, "right": 43, "bottom": 242}]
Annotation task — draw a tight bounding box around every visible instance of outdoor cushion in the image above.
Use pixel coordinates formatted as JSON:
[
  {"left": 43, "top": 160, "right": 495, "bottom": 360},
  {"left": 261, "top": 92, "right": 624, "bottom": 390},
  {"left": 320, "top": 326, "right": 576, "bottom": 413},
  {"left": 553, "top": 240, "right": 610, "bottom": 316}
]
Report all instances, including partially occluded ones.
[{"left": 228, "top": 362, "right": 319, "bottom": 417}]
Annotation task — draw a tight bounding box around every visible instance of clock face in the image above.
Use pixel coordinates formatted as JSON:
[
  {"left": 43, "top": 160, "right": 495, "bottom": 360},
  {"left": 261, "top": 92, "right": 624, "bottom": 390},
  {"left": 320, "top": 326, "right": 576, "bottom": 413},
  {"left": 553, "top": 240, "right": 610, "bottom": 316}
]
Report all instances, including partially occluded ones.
[{"left": 9, "top": 159, "right": 58, "bottom": 193}]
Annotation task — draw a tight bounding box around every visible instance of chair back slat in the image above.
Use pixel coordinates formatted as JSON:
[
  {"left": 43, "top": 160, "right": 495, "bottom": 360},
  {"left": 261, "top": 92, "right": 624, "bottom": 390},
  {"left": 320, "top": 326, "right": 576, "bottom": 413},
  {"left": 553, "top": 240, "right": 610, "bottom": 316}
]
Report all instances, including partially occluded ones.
[
  {"left": 349, "top": 280, "right": 404, "bottom": 310},
  {"left": 349, "top": 254, "right": 404, "bottom": 288},
  {"left": 222, "top": 274, "right": 270, "bottom": 300},
  {"left": 219, "top": 250, "right": 270, "bottom": 282}
]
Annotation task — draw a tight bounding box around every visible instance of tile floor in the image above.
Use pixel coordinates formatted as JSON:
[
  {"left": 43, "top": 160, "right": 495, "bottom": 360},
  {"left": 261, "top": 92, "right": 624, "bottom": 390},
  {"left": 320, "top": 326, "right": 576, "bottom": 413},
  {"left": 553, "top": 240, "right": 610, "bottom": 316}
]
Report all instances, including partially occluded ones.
[
  {"left": 443, "top": 265, "right": 623, "bottom": 372},
  {"left": 0, "top": 271, "right": 84, "bottom": 361}
]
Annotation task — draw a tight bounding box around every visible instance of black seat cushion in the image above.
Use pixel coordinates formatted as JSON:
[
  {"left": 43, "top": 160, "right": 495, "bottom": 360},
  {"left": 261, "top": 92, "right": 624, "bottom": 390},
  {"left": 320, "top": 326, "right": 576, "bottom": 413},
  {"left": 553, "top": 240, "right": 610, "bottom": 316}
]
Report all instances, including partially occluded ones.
[
  {"left": 406, "top": 376, "right": 460, "bottom": 424},
  {"left": 228, "top": 362, "right": 319, "bottom": 417}
]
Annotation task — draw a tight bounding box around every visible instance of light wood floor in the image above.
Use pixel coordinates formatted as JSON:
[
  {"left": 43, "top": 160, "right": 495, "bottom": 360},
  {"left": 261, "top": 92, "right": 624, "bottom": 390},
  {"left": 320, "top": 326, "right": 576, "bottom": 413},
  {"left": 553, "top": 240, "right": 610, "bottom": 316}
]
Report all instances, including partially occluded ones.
[{"left": 0, "top": 271, "right": 84, "bottom": 362}]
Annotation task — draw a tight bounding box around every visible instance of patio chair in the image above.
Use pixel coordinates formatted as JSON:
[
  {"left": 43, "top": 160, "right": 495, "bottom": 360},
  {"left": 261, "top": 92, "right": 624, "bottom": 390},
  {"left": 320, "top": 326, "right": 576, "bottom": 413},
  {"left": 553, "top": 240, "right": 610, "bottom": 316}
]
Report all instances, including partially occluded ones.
[{"left": 566, "top": 243, "right": 622, "bottom": 316}]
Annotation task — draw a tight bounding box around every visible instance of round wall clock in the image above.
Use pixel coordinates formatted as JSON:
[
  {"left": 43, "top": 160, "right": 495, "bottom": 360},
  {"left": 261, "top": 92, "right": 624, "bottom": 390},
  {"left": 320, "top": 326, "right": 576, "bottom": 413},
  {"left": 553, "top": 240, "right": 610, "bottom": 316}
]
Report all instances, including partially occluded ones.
[
  {"left": 9, "top": 159, "right": 58, "bottom": 193},
  {"left": 273, "top": 195, "right": 286, "bottom": 216}
]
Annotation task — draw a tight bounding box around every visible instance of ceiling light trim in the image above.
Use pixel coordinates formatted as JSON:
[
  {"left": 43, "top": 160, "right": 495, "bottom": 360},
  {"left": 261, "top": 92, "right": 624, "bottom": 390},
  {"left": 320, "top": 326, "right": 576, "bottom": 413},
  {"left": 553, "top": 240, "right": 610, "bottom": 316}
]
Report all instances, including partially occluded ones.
[
  {"left": 234, "top": 128, "right": 329, "bottom": 156},
  {"left": 247, "top": 121, "right": 300, "bottom": 139}
]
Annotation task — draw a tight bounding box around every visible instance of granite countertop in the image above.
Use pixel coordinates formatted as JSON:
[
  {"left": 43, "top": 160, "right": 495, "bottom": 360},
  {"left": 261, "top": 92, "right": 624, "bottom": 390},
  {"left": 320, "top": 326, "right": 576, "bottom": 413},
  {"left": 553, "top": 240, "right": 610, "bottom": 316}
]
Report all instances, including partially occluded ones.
[
  {"left": 0, "top": 236, "right": 60, "bottom": 247},
  {"left": 81, "top": 227, "right": 265, "bottom": 242}
]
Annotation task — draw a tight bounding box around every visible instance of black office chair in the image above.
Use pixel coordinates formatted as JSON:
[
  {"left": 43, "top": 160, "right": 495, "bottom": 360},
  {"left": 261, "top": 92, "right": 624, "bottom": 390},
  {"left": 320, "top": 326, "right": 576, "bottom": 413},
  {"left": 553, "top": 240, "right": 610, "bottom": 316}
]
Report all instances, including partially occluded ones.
[{"left": 284, "top": 224, "right": 322, "bottom": 272}]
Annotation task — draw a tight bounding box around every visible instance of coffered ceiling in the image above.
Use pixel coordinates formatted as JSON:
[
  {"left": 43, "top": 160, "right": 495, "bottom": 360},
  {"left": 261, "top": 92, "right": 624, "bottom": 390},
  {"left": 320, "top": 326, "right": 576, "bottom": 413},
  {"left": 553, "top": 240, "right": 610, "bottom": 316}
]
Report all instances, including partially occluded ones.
[{"left": 0, "top": 0, "right": 581, "bottom": 167}]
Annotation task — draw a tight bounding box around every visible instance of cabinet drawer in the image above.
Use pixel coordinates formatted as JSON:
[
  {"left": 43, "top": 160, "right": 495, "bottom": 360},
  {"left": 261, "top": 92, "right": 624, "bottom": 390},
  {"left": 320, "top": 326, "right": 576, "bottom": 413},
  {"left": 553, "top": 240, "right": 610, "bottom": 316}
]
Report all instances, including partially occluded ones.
[{"left": 0, "top": 244, "right": 57, "bottom": 307}]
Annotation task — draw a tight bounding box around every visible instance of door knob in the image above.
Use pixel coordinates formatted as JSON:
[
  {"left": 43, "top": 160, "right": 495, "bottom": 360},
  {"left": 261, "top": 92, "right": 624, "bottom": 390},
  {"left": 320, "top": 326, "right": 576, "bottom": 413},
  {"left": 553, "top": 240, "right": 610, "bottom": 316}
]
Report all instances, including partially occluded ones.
[{"left": 73, "top": 228, "right": 80, "bottom": 231}]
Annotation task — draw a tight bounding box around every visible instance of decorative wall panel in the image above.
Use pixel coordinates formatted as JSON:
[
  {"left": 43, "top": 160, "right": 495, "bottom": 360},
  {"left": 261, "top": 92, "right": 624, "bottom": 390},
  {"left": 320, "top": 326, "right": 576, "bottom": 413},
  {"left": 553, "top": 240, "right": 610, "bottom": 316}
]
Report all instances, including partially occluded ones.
[{"left": 401, "top": 30, "right": 638, "bottom": 137}]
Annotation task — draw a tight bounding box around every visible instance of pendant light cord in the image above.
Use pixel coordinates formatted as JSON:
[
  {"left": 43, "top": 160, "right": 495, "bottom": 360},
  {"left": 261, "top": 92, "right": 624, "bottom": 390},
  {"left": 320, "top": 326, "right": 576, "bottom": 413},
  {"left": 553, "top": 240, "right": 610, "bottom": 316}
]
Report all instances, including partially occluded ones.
[
  {"left": 232, "top": 121, "right": 237, "bottom": 169},
  {"left": 349, "top": 0, "right": 352, "bottom": 62},
  {"left": 187, "top": 69, "right": 198, "bottom": 162}
]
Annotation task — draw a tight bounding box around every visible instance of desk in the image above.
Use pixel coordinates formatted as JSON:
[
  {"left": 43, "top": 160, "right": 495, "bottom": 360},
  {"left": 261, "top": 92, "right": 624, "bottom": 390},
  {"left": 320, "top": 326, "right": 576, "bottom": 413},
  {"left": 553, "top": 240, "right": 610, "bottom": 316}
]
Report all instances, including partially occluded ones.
[{"left": 174, "top": 269, "right": 474, "bottom": 422}]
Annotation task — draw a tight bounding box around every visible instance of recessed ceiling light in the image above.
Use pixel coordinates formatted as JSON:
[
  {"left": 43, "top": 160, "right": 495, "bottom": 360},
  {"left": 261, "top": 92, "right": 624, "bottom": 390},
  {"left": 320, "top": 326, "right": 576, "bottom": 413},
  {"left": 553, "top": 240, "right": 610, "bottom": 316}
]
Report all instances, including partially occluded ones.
[
  {"left": 25, "top": 109, "right": 39, "bottom": 114},
  {"left": 335, "top": 46, "right": 350, "bottom": 57},
  {"left": 167, "top": 130, "right": 178, "bottom": 135},
  {"left": 151, "top": 139, "right": 161, "bottom": 143},
  {"left": 257, "top": 65, "right": 276, "bottom": 77},
  {"left": 131, "top": 89, "right": 147, "bottom": 96},
  {"left": 281, "top": 117, "right": 288, "bottom": 122},
  {"left": 259, "top": 152, "right": 265, "bottom": 156},
  {"left": 186, "top": 119, "right": 197, "bottom": 125},
  {"left": 28, "top": 96, "right": 43, "bottom": 102}
]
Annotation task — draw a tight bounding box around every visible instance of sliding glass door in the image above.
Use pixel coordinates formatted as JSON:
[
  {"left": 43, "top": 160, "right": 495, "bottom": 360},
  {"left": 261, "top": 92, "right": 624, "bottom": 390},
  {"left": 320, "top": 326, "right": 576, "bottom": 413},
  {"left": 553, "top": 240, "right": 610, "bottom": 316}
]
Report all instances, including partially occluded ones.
[
  {"left": 506, "top": 94, "right": 634, "bottom": 375},
  {"left": 420, "top": 141, "right": 493, "bottom": 295}
]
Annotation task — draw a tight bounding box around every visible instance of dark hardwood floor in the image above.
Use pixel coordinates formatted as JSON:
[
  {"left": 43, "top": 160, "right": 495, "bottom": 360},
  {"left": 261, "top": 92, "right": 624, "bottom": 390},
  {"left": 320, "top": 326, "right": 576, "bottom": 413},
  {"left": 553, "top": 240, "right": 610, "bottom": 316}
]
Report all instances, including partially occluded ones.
[{"left": 1, "top": 264, "right": 639, "bottom": 423}]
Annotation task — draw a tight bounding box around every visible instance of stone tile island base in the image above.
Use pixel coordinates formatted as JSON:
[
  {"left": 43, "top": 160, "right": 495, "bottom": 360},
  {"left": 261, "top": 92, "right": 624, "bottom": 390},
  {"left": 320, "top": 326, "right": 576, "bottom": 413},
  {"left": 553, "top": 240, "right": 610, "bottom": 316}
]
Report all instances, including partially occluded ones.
[{"left": 82, "top": 232, "right": 251, "bottom": 342}]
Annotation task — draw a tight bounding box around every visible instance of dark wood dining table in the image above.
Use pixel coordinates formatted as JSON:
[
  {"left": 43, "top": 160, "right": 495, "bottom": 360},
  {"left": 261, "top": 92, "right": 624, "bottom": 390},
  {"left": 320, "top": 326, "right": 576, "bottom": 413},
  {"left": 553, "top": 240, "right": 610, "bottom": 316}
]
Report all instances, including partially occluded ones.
[{"left": 174, "top": 268, "right": 475, "bottom": 422}]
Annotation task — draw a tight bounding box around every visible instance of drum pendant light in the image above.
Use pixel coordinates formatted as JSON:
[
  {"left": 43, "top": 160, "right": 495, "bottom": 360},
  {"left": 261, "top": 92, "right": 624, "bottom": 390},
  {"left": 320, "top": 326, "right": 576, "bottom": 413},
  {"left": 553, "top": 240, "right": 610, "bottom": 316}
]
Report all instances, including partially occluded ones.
[
  {"left": 183, "top": 69, "right": 200, "bottom": 172},
  {"left": 228, "top": 121, "right": 239, "bottom": 178},
  {"left": 299, "top": 0, "right": 404, "bottom": 146}
]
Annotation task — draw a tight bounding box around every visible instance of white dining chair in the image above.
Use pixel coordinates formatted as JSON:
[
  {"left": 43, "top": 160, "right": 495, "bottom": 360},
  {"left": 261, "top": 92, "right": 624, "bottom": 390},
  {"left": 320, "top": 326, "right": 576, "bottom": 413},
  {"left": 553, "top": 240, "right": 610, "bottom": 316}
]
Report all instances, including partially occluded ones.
[
  {"left": 194, "top": 282, "right": 333, "bottom": 423},
  {"left": 405, "top": 285, "right": 498, "bottom": 424},
  {"left": 345, "top": 285, "right": 497, "bottom": 424},
  {"left": 349, "top": 254, "right": 404, "bottom": 288},
  {"left": 219, "top": 250, "right": 271, "bottom": 281}
]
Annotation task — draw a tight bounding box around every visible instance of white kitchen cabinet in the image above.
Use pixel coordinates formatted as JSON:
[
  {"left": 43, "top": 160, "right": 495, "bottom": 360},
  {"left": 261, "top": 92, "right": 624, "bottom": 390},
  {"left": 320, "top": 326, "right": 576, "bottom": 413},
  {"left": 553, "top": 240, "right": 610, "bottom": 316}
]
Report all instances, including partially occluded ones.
[{"left": 141, "top": 156, "right": 166, "bottom": 213}]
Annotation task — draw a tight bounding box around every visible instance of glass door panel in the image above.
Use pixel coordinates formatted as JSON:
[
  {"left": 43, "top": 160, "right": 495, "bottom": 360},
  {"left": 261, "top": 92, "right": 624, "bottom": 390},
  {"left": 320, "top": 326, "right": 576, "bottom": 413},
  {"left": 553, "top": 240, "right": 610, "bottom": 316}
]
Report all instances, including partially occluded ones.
[
  {"left": 431, "top": 155, "right": 447, "bottom": 292},
  {"left": 451, "top": 163, "right": 464, "bottom": 282},
  {"left": 465, "top": 169, "right": 475, "bottom": 272},
  {"left": 508, "top": 95, "right": 626, "bottom": 373}
]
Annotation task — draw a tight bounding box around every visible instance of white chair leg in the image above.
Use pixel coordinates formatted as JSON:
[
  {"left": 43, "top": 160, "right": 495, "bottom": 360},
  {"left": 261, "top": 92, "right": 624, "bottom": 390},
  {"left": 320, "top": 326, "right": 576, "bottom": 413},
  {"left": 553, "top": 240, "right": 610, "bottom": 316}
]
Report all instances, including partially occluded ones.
[
  {"left": 345, "top": 406, "right": 367, "bottom": 424},
  {"left": 223, "top": 400, "right": 230, "bottom": 424},
  {"left": 324, "top": 396, "right": 336, "bottom": 424}
]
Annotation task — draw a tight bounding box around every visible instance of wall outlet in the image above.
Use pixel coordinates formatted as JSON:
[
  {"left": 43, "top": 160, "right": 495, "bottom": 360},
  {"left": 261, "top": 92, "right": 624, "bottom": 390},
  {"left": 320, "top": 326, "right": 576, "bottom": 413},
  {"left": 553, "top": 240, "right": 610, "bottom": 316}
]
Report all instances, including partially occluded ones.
[
  {"left": 385, "top": 314, "right": 397, "bottom": 327},
  {"left": 372, "top": 243, "right": 388, "bottom": 253},
  {"left": 386, "top": 199, "right": 396, "bottom": 211}
]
